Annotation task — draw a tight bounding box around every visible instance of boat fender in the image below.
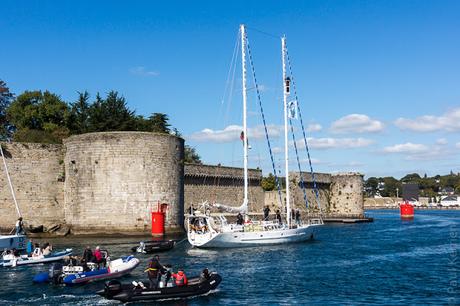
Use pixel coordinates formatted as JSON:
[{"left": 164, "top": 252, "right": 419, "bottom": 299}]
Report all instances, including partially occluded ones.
[{"left": 33, "top": 272, "right": 50, "bottom": 283}]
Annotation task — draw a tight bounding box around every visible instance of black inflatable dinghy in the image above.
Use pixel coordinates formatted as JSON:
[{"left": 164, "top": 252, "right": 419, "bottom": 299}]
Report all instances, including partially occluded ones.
[
  {"left": 97, "top": 272, "right": 221, "bottom": 302},
  {"left": 130, "top": 240, "right": 175, "bottom": 253}
]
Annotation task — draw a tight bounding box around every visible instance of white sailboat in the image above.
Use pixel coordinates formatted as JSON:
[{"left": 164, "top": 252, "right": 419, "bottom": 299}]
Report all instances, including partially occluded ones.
[
  {"left": 0, "top": 144, "right": 27, "bottom": 251},
  {"left": 186, "top": 25, "right": 323, "bottom": 248}
]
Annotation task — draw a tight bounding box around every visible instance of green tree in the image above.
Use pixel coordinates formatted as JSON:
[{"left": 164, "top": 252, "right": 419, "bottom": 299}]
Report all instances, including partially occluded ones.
[
  {"left": 68, "top": 91, "right": 90, "bottom": 134},
  {"left": 184, "top": 145, "right": 202, "bottom": 164},
  {"left": 401, "top": 173, "right": 421, "bottom": 184},
  {"left": 365, "top": 177, "right": 379, "bottom": 194},
  {"left": 87, "top": 91, "right": 136, "bottom": 132},
  {"left": 381, "top": 177, "right": 401, "bottom": 197},
  {"left": 261, "top": 173, "right": 276, "bottom": 191},
  {"left": 7, "top": 90, "right": 70, "bottom": 143},
  {"left": 147, "top": 113, "right": 171, "bottom": 133},
  {"left": 0, "top": 80, "right": 14, "bottom": 140}
]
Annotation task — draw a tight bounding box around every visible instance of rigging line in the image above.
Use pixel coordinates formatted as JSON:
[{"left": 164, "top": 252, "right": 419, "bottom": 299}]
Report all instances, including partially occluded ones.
[
  {"left": 245, "top": 26, "right": 281, "bottom": 39},
  {"left": 223, "top": 31, "right": 241, "bottom": 127},
  {"left": 285, "top": 42, "right": 323, "bottom": 214},
  {"left": 289, "top": 118, "right": 309, "bottom": 209},
  {"left": 244, "top": 31, "right": 283, "bottom": 208}
]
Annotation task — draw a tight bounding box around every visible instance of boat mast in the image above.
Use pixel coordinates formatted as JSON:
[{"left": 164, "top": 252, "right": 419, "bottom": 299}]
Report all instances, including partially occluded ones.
[
  {"left": 282, "top": 36, "right": 291, "bottom": 227},
  {"left": 240, "top": 24, "right": 249, "bottom": 213},
  {"left": 0, "top": 144, "right": 21, "bottom": 217}
]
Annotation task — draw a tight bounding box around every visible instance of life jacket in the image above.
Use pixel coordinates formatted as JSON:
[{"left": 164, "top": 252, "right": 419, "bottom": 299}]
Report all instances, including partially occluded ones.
[
  {"left": 174, "top": 271, "right": 187, "bottom": 286},
  {"left": 32, "top": 248, "right": 42, "bottom": 257}
]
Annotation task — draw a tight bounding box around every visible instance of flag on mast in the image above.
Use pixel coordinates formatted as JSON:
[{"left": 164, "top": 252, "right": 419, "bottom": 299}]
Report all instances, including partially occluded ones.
[{"left": 240, "top": 131, "right": 251, "bottom": 149}]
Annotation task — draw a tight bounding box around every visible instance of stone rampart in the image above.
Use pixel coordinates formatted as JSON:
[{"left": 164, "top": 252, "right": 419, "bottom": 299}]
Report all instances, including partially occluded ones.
[
  {"left": 0, "top": 142, "right": 65, "bottom": 231},
  {"left": 64, "top": 132, "right": 184, "bottom": 235},
  {"left": 329, "top": 172, "right": 364, "bottom": 217},
  {"left": 184, "top": 164, "right": 264, "bottom": 213}
]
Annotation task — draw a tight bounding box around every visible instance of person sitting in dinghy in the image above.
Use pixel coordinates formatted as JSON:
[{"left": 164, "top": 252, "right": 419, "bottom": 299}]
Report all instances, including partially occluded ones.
[
  {"left": 93, "top": 246, "right": 106, "bottom": 268},
  {"left": 42, "top": 242, "right": 53, "bottom": 256},
  {"left": 172, "top": 268, "right": 188, "bottom": 286},
  {"left": 32, "top": 243, "right": 42, "bottom": 257}
]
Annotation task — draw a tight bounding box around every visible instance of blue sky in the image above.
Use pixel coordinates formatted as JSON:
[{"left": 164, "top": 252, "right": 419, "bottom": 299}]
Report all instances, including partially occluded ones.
[{"left": 1, "top": 1, "right": 459, "bottom": 178}]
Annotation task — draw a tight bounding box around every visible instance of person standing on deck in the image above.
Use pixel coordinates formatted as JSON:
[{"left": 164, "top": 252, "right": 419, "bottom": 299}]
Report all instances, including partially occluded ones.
[
  {"left": 26, "top": 239, "right": 33, "bottom": 256},
  {"left": 276, "top": 209, "right": 282, "bottom": 225},
  {"left": 263, "top": 206, "right": 271, "bottom": 221},
  {"left": 15, "top": 217, "right": 25, "bottom": 235},
  {"left": 295, "top": 209, "right": 301, "bottom": 225},
  {"left": 236, "top": 212, "right": 244, "bottom": 225}
]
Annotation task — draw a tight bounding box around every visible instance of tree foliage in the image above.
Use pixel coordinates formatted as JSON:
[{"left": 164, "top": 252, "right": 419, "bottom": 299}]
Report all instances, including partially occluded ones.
[
  {"left": 261, "top": 173, "right": 276, "bottom": 191},
  {"left": 0, "top": 80, "right": 14, "bottom": 140},
  {"left": 4, "top": 88, "right": 203, "bottom": 165},
  {"left": 365, "top": 172, "right": 460, "bottom": 197},
  {"left": 7, "top": 90, "right": 70, "bottom": 143},
  {"left": 184, "top": 145, "right": 202, "bottom": 164}
]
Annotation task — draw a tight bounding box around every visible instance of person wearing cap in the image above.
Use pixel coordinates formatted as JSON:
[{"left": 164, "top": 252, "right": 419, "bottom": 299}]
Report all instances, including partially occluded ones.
[
  {"left": 145, "top": 255, "right": 163, "bottom": 289},
  {"left": 172, "top": 268, "right": 188, "bottom": 286}
]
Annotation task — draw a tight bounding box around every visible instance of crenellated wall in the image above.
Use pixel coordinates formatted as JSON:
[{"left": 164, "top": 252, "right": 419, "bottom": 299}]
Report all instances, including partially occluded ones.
[
  {"left": 184, "top": 164, "right": 264, "bottom": 213},
  {"left": 0, "top": 137, "right": 365, "bottom": 235}
]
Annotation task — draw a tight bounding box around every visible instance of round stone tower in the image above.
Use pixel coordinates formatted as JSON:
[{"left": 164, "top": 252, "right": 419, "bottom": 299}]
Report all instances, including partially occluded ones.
[{"left": 63, "top": 132, "right": 184, "bottom": 235}]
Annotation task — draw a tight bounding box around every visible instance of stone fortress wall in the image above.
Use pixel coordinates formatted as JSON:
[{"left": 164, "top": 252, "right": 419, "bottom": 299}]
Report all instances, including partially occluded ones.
[
  {"left": 1, "top": 133, "right": 364, "bottom": 235},
  {"left": 0, "top": 143, "right": 65, "bottom": 231},
  {"left": 184, "top": 163, "right": 264, "bottom": 213},
  {"left": 64, "top": 132, "right": 184, "bottom": 235}
]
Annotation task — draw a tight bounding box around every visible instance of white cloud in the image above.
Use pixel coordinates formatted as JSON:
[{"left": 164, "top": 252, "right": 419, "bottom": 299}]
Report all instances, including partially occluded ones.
[
  {"left": 456, "top": 142, "right": 460, "bottom": 149},
  {"left": 307, "top": 123, "right": 322, "bottom": 132},
  {"left": 297, "top": 137, "right": 374, "bottom": 150},
  {"left": 189, "top": 124, "right": 283, "bottom": 143},
  {"left": 394, "top": 107, "right": 460, "bottom": 132},
  {"left": 436, "top": 138, "right": 448, "bottom": 145},
  {"left": 129, "top": 66, "right": 159, "bottom": 77},
  {"left": 330, "top": 114, "right": 384, "bottom": 134},
  {"left": 382, "top": 141, "right": 455, "bottom": 161},
  {"left": 383, "top": 142, "right": 428, "bottom": 154}
]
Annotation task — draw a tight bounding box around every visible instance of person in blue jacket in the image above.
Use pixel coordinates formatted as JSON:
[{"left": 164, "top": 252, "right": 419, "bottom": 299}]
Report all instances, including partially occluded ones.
[{"left": 26, "top": 239, "right": 33, "bottom": 256}]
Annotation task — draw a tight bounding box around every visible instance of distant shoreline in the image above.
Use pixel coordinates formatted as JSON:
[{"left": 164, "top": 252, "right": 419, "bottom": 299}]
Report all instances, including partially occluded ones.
[{"left": 365, "top": 206, "right": 460, "bottom": 210}]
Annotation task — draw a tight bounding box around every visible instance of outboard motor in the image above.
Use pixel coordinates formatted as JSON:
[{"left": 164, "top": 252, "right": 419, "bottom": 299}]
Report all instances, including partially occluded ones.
[
  {"left": 48, "top": 263, "right": 63, "bottom": 285},
  {"left": 104, "top": 280, "right": 122, "bottom": 298}
]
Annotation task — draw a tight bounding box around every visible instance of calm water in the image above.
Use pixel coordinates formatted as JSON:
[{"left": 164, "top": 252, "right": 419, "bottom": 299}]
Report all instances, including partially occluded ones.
[{"left": 0, "top": 210, "right": 459, "bottom": 305}]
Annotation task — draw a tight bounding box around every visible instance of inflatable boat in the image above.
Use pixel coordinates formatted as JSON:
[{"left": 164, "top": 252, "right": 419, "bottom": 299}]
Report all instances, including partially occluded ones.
[
  {"left": 1, "top": 248, "right": 72, "bottom": 267},
  {"left": 97, "top": 271, "right": 222, "bottom": 302},
  {"left": 131, "top": 240, "right": 175, "bottom": 254},
  {"left": 33, "top": 255, "right": 140, "bottom": 285}
]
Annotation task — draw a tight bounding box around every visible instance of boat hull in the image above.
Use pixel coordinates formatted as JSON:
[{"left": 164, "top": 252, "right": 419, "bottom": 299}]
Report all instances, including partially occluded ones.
[
  {"left": 97, "top": 273, "right": 222, "bottom": 303},
  {"left": 189, "top": 224, "right": 320, "bottom": 248},
  {"left": 1, "top": 249, "right": 72, "bottom": 267},
  {"left": 64, "top": 256, "right": 140, "bottom": 285}
]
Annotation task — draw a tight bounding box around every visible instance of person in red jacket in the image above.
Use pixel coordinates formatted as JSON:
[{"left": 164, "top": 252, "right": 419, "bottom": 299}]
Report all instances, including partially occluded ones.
[
  {"left": 93, "top": 246, "right": 106, "bottom": 267},
  {"left": 172, "top": 268, "right": 188, "bottom": 286}
]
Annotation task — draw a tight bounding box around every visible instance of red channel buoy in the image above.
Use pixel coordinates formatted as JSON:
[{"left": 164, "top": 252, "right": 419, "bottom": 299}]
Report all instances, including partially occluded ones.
[
  {"left": 151, "top": 202, "right": 168, "bottom": 236},
  {"left": 400, "top": 201, "right": 414, "bottom": 219}
]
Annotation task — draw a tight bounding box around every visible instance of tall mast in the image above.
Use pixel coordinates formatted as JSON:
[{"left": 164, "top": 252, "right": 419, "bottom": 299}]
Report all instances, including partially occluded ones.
[
  {"left": 240, "top": 24, "right": 249, "bottom": 211},
  {"left": 0, "top": 144, "right": 21, "bottom": 218},
  {"left": 282, "top": 36, "right": 291, "bottom": 227}
]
